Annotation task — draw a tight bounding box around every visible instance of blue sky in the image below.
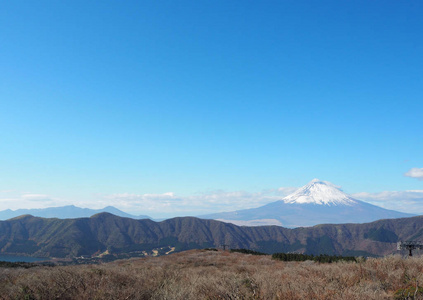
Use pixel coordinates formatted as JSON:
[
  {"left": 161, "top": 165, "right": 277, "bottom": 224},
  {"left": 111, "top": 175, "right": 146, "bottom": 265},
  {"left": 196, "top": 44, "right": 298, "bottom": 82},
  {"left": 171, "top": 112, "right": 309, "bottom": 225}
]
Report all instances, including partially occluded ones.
[{"left": 1, "top": 1, "right": 422, "bottom": 217}]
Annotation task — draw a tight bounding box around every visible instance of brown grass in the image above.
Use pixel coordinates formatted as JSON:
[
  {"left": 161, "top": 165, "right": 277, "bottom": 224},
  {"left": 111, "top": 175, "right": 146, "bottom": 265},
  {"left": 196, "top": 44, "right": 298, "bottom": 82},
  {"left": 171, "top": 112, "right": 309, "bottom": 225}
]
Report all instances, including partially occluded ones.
[{"left": 0, "top": 250, "right": 422, "bottom": 299}]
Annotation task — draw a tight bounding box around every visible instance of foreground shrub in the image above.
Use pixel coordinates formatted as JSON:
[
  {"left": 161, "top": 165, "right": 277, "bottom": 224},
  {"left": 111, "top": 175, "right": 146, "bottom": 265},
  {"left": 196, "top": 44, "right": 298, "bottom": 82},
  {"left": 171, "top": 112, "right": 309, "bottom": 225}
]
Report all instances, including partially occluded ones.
[
  {"left": 394, "top": 284, "right": 423, "bottom": 299},
  {"left": 0, "top": 250, "right": 421, "bottom": 299}
]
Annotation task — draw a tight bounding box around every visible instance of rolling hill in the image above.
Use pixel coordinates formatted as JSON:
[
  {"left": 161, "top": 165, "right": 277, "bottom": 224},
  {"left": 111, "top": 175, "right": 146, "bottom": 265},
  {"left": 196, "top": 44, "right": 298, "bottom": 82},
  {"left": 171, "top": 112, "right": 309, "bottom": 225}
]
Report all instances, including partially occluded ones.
[{"left": 0, "top": 213, "right": 422, "bottom": 258}]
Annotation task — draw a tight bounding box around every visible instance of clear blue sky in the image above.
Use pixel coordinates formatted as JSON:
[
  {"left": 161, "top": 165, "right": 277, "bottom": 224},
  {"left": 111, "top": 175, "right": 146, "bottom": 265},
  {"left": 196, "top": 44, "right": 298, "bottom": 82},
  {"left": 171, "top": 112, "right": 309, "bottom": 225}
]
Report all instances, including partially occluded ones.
[{"left": 1, "top": 1, "right": 422, "bottom": 216}]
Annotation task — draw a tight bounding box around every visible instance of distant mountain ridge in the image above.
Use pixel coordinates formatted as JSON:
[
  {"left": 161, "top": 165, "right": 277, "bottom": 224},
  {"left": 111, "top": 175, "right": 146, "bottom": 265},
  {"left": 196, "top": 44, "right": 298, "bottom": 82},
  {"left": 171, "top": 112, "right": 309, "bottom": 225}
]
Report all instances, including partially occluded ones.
[
  {"left": 201, "top": 179, "right": 414, "bottom": 227},
  {"left": 0, "top": 213, "right": 421, "bottom": 258},
  {"left": 0, "top": 205, "right": 150, "bottom": 220},
  {"left": 1, "top": 180, "right": 414, "bottom": 228}
]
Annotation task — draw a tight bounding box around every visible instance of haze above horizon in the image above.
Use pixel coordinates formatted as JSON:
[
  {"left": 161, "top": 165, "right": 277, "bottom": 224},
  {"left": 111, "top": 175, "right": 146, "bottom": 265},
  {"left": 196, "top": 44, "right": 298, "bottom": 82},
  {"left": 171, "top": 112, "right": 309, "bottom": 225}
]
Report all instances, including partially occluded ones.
[{"left": 1, "top": 1, "right": 422, "bottom": 218}]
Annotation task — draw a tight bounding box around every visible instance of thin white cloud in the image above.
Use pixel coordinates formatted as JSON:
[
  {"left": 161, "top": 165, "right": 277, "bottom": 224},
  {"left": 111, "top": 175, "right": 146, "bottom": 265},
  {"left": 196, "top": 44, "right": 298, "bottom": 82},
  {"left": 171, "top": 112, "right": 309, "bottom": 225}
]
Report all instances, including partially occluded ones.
[
  {"left": 4, "top": 184, "right": 422, "bottom": 219},
  {"left": 405, "top": 168, "right": 423, "bottom": 180},
  {"left": 0, "top": 185, "right": 305, "bottom": 217},
  {"left": 352, "top": 190, "right": 423, "bottom": 214},
  {"left": 102, "top": 192, "right": 179, "bottom": 213},
  {"left": 100, "top": 187, "right": 297, "bottom": 217},
  {"left": 21, "top": 194, "right": 52, "bottom": 201},
  {"left": 0, "top": 192, "right": 58, "bottom": 210}
]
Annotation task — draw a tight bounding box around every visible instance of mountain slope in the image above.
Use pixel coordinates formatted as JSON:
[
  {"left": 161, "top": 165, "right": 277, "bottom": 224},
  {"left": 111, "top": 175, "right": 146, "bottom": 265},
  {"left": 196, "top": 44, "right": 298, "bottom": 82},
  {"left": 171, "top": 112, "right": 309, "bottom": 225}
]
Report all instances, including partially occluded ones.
[
  {"left": 282, "top": 179, "right": 356, "bottom": 205},
  {"left": 201, "top": 179, "right": 414, "bottom": 227},
  {"left": 0, "top": 205, "right": 150, "bottom": 220},
  {"left": 0, "top": 213, "right": 422, "bottom": 258}
]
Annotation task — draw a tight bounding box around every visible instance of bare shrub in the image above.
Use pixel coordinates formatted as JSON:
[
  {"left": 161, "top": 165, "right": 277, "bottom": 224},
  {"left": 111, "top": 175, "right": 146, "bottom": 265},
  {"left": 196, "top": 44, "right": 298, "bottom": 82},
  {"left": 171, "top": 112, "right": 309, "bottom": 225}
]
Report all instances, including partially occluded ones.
[{"left": 1, "top": 251, "right": 423, "bottom": 299}]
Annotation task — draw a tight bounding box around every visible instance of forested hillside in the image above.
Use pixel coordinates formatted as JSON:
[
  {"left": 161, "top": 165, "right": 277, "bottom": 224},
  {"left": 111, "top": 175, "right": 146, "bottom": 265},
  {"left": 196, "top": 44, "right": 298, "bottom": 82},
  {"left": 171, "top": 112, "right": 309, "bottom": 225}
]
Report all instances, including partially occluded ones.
[{"left": 0, "top": 213, "right": 422, "bottom": 258}]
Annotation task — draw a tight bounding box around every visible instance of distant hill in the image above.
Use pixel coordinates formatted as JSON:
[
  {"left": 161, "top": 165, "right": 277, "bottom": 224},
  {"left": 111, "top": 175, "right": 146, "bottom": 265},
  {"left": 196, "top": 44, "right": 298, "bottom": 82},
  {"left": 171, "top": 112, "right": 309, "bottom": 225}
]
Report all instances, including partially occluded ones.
[
  {"left": 0, "top": 213, "right": 422, "bottom": 258},
  {"left": 201, "top": 179, "right": 414, "bottom": 227},
  {"left": 0, "top": 205, "right": 150, "bottom": 220}
]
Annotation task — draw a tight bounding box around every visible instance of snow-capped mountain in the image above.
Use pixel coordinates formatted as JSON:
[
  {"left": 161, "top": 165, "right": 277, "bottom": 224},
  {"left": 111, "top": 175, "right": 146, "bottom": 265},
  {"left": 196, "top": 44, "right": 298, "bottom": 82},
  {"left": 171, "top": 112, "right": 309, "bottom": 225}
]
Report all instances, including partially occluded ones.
[
  {"left": 282, "top": 179, "right": 356, "bottom": 206},
  {"left": 201, "top": 179, "right": 415, "bottom": 228}
]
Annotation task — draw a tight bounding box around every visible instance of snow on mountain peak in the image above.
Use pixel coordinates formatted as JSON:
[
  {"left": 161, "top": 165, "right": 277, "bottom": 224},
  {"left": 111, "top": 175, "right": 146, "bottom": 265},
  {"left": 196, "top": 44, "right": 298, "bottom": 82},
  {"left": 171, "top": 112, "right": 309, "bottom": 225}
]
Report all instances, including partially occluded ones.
[{"left": 282, "top": 179, "right": 357, "bottom": 206}]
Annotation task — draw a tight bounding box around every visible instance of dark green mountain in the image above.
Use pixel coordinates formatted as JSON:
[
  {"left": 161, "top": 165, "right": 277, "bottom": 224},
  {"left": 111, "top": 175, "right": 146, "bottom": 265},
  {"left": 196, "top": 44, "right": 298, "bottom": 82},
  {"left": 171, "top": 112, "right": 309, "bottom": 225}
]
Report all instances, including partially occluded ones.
[{"left": 0, "top": 213, "right": 422, "bottom": 258}]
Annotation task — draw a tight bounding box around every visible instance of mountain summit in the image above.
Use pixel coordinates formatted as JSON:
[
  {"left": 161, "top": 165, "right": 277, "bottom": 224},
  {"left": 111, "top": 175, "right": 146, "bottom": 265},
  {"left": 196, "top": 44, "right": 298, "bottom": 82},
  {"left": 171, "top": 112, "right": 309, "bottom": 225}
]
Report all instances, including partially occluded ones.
[
  {"left": 282, "top": 179, "right": 356, "bottom": 206},
  {"left": 201, "top": 179, "right": 415, "bottom": 228}
]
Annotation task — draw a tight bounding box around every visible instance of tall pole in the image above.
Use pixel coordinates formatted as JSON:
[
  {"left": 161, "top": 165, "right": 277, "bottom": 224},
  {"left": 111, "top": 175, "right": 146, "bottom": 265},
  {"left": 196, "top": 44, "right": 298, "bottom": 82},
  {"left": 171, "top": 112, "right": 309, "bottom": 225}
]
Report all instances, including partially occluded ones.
[{"left": 398, "top": 241, "right": 422, "bottom": 257}]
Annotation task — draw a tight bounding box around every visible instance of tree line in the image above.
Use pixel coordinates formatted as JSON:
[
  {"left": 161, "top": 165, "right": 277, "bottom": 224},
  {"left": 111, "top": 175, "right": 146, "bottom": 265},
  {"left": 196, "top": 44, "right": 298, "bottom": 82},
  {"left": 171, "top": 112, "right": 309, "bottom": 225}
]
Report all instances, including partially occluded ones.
[{"left": 272, "top": 252, "right": 359, "bottom": 263}]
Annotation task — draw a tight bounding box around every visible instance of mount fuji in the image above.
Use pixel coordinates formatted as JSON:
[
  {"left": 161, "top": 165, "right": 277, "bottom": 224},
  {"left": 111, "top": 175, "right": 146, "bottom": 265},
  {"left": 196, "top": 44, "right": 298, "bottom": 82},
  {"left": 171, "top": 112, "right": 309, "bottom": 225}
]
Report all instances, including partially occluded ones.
[{"left": 201, "top": 179, "right": 415, "bottom": 228}]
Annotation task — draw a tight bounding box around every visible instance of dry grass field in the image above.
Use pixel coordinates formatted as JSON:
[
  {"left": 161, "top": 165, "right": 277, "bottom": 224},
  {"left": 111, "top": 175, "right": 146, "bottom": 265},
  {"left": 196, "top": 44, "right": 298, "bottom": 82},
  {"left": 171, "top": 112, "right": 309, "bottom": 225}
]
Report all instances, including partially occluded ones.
[{"left": 0, "top": 250, "right": 422, "bottom": 299}]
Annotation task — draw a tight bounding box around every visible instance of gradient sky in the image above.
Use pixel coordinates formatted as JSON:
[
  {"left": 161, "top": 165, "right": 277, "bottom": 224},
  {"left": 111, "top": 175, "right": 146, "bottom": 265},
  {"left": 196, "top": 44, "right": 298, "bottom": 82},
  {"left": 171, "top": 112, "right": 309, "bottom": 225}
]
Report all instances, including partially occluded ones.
[{"left": 1, "top": 1, "right": 422, "bottom": 218}]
